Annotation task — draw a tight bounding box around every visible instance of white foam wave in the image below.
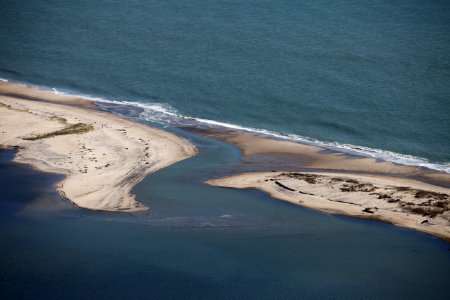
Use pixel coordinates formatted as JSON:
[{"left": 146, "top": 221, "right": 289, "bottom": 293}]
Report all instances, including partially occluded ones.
[
  {"left": 0, "top": 78, "right": 9, "bottom": 82},
  {"left": 138, "top": 103, "right": 450, "bottom": 174},
  {"left": 2, "top": 78, "right": 449, "bottom": 173}
]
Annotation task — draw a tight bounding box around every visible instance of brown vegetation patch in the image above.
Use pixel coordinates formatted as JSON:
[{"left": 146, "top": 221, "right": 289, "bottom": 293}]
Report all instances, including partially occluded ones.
[
  {"left": 414, "top": 190, "right": 448, "bottom": 200},
  {"left": 406, "top": 206, "right": 446, "bottom": 218},
  {"left": 23, "top": 123, "right": 93, "bottom": 140},
  {"left": 340, "top": 183, "right": 376, "bottom": 192},
  {"left": 398, "top": 193, "right": 449, "bottom": 217},
  {"left": 275, "top": 171, "right": 450, "bottom": 221},
  {"left": 280, "top": 172, "right": 319, "bottom": 184},
  {"left": 49, "top": 116, "right": 68, "bottom": 124},
  {"left": 331, "top": 177, "right": 344, "bottom": 182},
  {"left": 345, "top": 179, "right": 359, "bottom": 184},
  {"left": 387, "top": 198, "right": 400, "bottom": 203},
  {"left": 394, "top": 186, "right": 410, "bottom": 192}
]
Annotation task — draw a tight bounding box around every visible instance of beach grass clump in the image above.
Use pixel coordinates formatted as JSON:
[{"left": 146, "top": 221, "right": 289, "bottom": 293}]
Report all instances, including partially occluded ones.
[
  {"left": 340, "top": 183, "right": 376, "bottom": 192},
  {"left": 414, "top": 190, "right": 448, "bottom": 200},
  {"left": 281, "top": 172, "right": 319, "bottom": 184},
  {"left": 407, "top": 206, "right": 445, "bottom": 218},
  {"left": 345, "top": 179, "right": 359, "bottom": 184},
  {"left": 399, "top": 193, "right": 449, "bottom": 217},
  {"left": 23, "top": 123, "right": 93, "bottom": 140}
]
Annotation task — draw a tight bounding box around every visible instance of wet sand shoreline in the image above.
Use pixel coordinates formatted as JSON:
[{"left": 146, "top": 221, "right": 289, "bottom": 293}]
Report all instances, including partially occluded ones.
[{"left": 184, "top": 126, "right": 450, "bottom": 187}]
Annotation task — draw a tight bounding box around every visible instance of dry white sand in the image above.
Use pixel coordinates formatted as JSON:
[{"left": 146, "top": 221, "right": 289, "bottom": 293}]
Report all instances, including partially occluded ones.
[
  {"left": 207, "top": 172, "right": 450, "bottom": 241},
  {"left": 0, "top": 82, "right": 196, "bottom": 211}
]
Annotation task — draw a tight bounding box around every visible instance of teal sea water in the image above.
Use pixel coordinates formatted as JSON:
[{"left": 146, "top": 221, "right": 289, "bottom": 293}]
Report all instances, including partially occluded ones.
[
  {"left": 0, "top": 0, "right": 449, "bottom": 170},
  {"left": 1, "top": 1, "right": 450, "bottom": 299},
  {"left": 1, "top": 134, "right": 450, "bottom": 299}
]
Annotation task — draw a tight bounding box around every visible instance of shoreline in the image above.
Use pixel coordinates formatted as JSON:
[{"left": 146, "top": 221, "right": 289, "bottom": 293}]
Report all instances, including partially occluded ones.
[
  {"left": 207, "top": 172, "right": 450, "bottom": 242},
  {"left": 2, "top": 77, "right": 448, "bottom": 174},
  {"left": 197, "top": 128, "right": 450, "bottom": 241},
  {"left": 0, "top": 81, "right": 197, "bottom": 211},
  {"left": 1, "top": 80, "right": 449, "bottom": 240},
  {"left": 2, "top": 77, "right": 448, "bottom": 175},
  {"left": 185, "top": 127, "right": 450, "bottom": 187}
]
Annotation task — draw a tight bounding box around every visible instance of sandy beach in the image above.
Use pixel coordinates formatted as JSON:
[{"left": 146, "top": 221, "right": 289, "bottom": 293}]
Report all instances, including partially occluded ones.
[
  {"left": 0, "top": 82, "right": 197, "bottom": 211},
  {"left": 207, "top": 172, "right": 450, "bottom": 241}
]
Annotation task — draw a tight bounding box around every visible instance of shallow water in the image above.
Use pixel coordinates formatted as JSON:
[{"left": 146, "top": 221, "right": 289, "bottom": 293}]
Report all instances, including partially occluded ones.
[
  {"left": 0, "top": 0, "right": 449, "bottom": 169},
  {"left": 1, "top": 128, "right": 449, "bottom": 299}
]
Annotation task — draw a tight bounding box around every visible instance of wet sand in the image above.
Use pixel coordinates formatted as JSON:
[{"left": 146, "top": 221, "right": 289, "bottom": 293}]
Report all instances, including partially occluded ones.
[{"left": 186, "top": 127, "right": 450, "bottom": 187}]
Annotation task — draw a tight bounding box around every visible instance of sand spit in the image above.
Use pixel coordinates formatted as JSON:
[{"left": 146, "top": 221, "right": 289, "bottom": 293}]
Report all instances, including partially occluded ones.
[
  {"left": 186, "top": 127, "right": 450, "bottom": 186},
  {"left": 0, "top": 82, "right": 196, "bottom": 211},
  {"left": 207, "top": 172, "right": 450, "bottom": 241},
  {"left": 0, "top": 81, "right": 95, "bottom": 108}
]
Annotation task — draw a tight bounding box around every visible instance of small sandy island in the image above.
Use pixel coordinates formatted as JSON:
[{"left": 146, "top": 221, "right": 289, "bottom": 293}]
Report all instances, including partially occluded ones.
[
  {"left": 207, "top": 172, "right": 450, "bottom": 241},
  {"left": 0, "top": 82, "right": 196, "bottom": 211}
]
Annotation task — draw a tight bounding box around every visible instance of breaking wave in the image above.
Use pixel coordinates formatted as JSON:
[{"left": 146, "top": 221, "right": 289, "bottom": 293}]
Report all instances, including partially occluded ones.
[{"left": 3, "top": 79, "right": 449, "bottom": 173}]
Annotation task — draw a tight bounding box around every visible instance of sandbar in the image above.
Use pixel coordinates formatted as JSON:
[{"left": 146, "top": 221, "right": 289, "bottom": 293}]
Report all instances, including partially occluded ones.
[
  {"left": 207, "top": 172, "right": 450, "bottom": 241},
  {"left": 187, "top": 127, "right": 450, "bottom": 186},
  {"left": 0, "top": 82, "right": 197, "bottom": 211}
]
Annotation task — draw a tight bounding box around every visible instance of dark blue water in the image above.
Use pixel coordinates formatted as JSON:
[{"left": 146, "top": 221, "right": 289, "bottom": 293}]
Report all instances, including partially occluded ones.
[
  {"left": 1, "top": 130, "right": 450, "bottom": 299},
  {"left": 0, "top": 0, "right": 449, "bottom": 170}
]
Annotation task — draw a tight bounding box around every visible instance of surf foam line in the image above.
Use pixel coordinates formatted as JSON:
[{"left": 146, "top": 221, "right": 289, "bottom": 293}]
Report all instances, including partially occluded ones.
[
  {"left": 109, "top": 99, "right": 449, "bottom": 174},
  {"left": 2, "top": 78, "right": 449, "bottom": 173},
  {"left": 139, "top": 107, "right": 450, "bottom": 173}
]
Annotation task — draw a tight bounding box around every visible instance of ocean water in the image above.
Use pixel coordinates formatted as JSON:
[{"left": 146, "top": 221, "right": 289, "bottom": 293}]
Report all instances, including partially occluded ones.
[
  {"left": 0, "top": 0, "right": 449, "bottom": 171},
  {"left": 1, "top": 133, "right": 450, "bottom": 299},
  {"left": 1, "top": 1, "right": 450, "bottom": 299}
]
